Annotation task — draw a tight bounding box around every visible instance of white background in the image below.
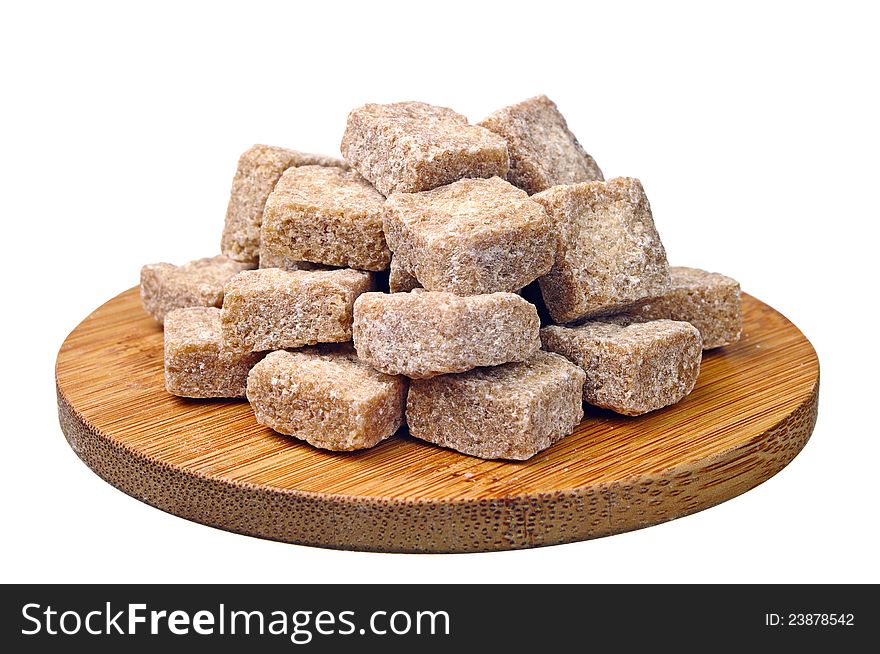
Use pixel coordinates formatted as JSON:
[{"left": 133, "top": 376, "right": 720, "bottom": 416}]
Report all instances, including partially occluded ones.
[{"left": 1, "top": 1, "right": 878, "bottom": 583}]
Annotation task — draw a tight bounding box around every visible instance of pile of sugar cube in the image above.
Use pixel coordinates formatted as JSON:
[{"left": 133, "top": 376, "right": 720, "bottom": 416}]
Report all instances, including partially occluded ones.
[{"left": 141, "top": 96, "right": 742, "bottom": 461}]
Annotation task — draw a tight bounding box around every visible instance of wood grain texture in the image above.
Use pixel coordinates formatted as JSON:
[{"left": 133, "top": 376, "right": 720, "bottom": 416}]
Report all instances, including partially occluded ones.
[{"left": 56, "top": 288, "right": 819, "bottom": 553}]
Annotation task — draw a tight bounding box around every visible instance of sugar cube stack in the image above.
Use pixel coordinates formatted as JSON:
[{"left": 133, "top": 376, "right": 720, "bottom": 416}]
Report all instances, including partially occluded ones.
[{"left": 140, "top": 95, "right": 742, "bottom": 461}]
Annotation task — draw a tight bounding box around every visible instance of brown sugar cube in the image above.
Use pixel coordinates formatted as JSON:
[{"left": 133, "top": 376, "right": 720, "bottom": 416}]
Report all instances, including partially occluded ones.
[
  {"left": 164, "top": 307, "right": 262, "bottom": 398},
  {"left": 140, "top": 255, "right": 255, "bottom": 324},
  {"left": 246, "top": 346, "right": 407, "bottom": 451},
  {"left": 541, "top": 316, "right": 702, "bottom": 416},
  {"left": 406, "top": 351, "right": 585, "bottom": 460},
  {"left": 388, "top": 257, "right": 421, "bottom": 293},
  {"left": 340, "top": 101, "right": 510, "bottom": 196},
  {"left": 533, "top": 177, "right": 670, "bottom": 323},
  {"left": 384, "top": 176, "right": 555, "bottom": 295},
  {"left": 220, "top": 268, "right": 373, "bottom": 352},
  {"left": 627, "top": 266, "right": 742, "bottom": 349},
  {"left": 353, "top": 291, "right": 540, "bottom": 379},
  {"left": 260, "top": 165, "right": 389, "bottom": 271},
  {"left": 478, "top": 95, "right": 603, "bottom": 194},
  {"left": 221, "top": 145, "right": 347, "bottom": 264}
]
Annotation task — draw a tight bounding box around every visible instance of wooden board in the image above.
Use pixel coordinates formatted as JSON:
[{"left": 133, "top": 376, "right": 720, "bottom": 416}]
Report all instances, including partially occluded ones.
[{"left": 56, "top": 288, "right": 819, "bottom": 553}]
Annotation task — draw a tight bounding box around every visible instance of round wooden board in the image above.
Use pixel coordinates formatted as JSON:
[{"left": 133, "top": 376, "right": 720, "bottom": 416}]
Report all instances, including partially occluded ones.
[{"left": 56, "top": 288, "right": 819, "bottom": 553}]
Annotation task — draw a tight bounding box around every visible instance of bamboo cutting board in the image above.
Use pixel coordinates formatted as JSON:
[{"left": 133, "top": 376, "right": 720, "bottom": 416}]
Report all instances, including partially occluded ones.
[{"left": 56, "top": 288, "right": 819, "bottom": 553}]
